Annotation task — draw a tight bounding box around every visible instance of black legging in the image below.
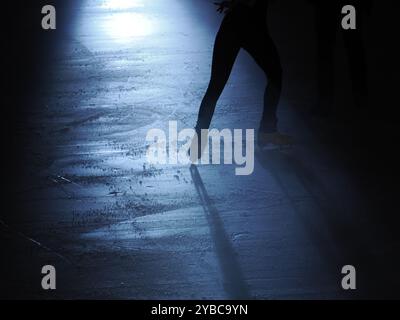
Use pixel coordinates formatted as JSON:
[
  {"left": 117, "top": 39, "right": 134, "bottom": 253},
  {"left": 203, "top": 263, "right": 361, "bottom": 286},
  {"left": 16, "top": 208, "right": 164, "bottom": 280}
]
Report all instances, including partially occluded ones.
[{"left": 196, "top": 6, "right": 282, "bottom": 134}]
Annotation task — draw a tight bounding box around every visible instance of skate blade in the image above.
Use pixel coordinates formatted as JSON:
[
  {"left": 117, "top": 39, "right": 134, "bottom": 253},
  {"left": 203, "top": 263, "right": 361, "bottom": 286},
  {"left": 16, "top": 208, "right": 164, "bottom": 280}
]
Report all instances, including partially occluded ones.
[{"left": 258, "top": 143, "right": 294, "bottom": 151}]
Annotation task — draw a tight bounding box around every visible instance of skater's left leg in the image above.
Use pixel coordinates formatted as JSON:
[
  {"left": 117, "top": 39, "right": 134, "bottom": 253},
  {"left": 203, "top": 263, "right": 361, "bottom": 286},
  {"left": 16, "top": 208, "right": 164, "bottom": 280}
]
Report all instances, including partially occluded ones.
[
  {"left": 244, "top": 34, "right": 282, "bottom": 134},
  {"left": 243, "top": 31, "right": 293, "bottom": 146}
]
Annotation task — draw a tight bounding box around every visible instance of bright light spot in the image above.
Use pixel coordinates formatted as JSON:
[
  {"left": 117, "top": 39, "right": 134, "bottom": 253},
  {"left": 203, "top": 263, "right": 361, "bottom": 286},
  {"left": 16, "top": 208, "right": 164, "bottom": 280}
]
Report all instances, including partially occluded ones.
[
  {"left": 101, "top": 0, "right": 144, "bottom": 10},
  {"left": 103, "top": 12, "right": 153, "bottom": 42}
]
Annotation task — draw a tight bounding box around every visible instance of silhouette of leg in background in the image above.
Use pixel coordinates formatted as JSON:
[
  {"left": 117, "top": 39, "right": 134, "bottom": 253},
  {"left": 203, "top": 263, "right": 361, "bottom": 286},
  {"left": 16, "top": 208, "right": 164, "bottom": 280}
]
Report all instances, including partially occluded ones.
[
  {"left": 342, "top": 16, "right": 368, "bottom": 110},
  {"left": 311, "top": 0, "right": 369, "bottom": 116},
  {"left": 313, "top": 2, "right": 336, "bottom": 116}
]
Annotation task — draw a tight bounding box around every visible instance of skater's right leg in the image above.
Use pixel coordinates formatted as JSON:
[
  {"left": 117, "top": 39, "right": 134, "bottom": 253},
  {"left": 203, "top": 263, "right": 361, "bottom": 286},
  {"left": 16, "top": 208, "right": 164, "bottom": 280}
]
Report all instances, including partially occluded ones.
[
  {"left": 196, "top": 18, "right": 240, "bottom": 131},
  {"left": 192, "top": 17, "right": 240, "bottom": 160}
]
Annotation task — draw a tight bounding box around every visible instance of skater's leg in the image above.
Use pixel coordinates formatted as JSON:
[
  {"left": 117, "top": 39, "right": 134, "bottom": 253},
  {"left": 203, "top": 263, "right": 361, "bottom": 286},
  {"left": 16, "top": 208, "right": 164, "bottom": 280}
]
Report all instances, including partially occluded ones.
[
  {"left": 191, "top": 17, "right": 240, "bottom": 160},
  {"left": 243, "top": 30, "right": 295, "bottom": 147},
  {"left": 196, "top": 20, "right": 240, "bottom": 130},
  {"left": 243, "top": 32, "right": 282, "bottom": 133}
]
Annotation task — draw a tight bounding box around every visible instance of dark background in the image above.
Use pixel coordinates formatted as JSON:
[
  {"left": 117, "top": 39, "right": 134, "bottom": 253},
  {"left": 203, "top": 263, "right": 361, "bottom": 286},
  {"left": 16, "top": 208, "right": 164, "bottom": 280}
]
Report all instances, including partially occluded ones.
[{"left": 3, "top": 0, "right": 399, "bottom": 299}]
